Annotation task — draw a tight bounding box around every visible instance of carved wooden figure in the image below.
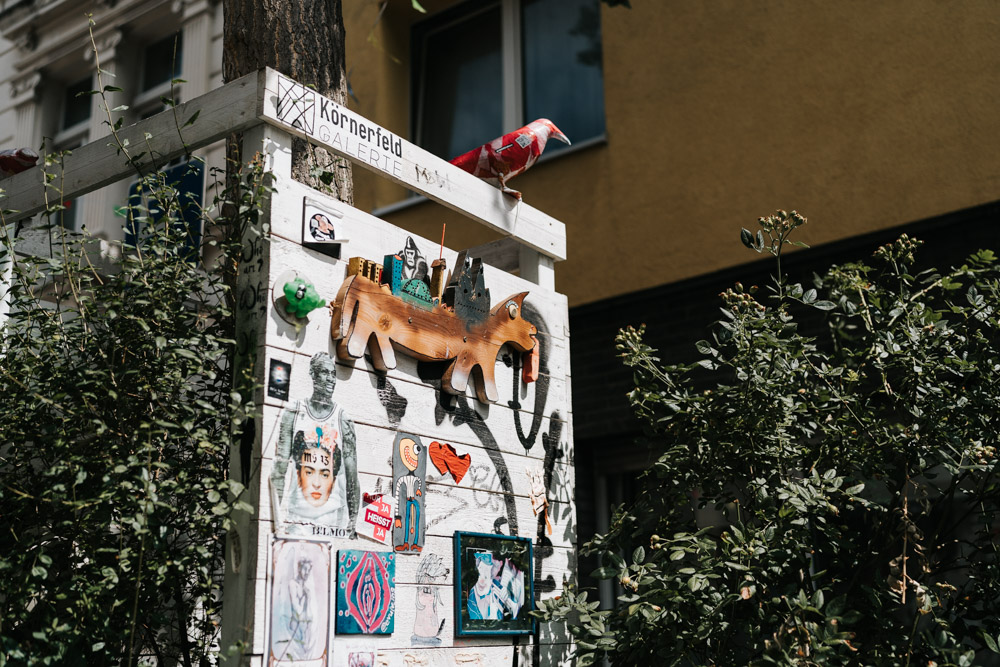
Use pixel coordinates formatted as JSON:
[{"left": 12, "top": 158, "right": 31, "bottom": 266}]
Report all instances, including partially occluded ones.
[{"left": 330, "top": 269, "right": 537, "bottom": 404}]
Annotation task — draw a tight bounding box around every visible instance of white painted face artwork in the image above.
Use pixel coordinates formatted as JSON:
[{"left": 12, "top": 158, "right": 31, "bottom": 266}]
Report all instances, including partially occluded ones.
[{"left": 298, "top": 448, "right": 334, "bottom": 507}]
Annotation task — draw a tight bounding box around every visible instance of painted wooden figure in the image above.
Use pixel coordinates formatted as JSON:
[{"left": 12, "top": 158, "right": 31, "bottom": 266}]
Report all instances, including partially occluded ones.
[
  {"left": 392, "top": 433, "right": 428, "bottom": 553},
  {"left": 331, "top": 252, "right": 537, "bottom": 403}
]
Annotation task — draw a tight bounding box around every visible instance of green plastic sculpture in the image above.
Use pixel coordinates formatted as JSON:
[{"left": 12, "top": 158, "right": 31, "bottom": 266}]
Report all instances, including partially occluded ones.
[{"left": 282, "top": 277, "right": 326, "bottom": 319}]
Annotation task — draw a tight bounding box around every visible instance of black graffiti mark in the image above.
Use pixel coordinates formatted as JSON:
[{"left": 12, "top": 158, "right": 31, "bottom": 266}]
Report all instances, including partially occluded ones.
[
  {"left": 414, "top": 165, "right": 451, "bottom": 190},
  {"left": 239, "top": 416, "right": 256, "bottom": 487},
  {"left": 449, "top": 396, "right": 518, "bottom": 535},
  {"left": 532, "top": 413, "right": 565, "bottom": 666},
  {"left": 239, "top": 280, "right": 264, "bottom": 311},
  {"left": 241, "top": 233, "right": 263, "bottom": 263},
  {"left": 510, "top": 303, "right": 551, "bottom": 451},
  {"left": 374, "top": 375, "right": 407, "bottom": 426},
  {"left": 493, "top": 516, "right": 510, "bottom": 535},
  {"left": 419, "top": 362, "right": 520, "bottom": 536}
]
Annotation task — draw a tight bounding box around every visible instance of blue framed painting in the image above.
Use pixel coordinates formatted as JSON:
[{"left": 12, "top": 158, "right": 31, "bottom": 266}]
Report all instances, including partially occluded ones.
[
  {"left": 336, "top": 550, "right": 396, "bottom": 635},
  {"left": 453, "top": 531, "right": 534, "bottom": 636}
]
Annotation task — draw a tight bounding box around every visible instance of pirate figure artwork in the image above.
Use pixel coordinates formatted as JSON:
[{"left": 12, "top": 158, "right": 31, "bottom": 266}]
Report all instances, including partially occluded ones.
[
  {"left": 270, "top": 352, "right": 360, "bottom": 539},
  {"left": 392, "top": 432, "right": 428, "bottom": 553}
]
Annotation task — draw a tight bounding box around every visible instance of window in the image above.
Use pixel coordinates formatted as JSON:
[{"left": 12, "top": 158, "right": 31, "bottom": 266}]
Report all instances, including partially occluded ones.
[
  {"left": 133, "top": 32, "right": 183, "bottom": 117},
  {"left": 125, "top": 159, "right": 205, "bottom": 261},
  {"left": 60, "top": 78, "right": 93, "bottom": 132},
  {"left": 52, "top": 77, "right": 93, "bottom": 230},
  {"left": 412, "top": 0, "right": 606, "bottom": 161}
]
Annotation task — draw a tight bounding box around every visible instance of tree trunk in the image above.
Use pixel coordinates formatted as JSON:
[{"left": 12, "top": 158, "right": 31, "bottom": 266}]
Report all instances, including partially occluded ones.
[{"left": 222, "top": 0, "right": 353, "bottom": 204}]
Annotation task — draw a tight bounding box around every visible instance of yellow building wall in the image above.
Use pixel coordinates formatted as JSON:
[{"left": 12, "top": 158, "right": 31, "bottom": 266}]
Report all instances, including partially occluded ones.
[{"left": 343, "top": 1, "right": 1000, "bottom": 307}]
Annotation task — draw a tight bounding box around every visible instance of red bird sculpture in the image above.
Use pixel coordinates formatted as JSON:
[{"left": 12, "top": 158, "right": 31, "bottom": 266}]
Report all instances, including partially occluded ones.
[
  {"left": 449, "top": 119, "right": 570, "bottom": 200},
  {"left": 0, "top": 148, "right": 39, "bottom": 179}
]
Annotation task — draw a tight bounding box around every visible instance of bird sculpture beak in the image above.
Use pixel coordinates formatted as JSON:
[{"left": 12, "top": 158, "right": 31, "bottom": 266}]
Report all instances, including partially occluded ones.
[{"left": 551, "top": 128, "right": 571, "bottom": 146}]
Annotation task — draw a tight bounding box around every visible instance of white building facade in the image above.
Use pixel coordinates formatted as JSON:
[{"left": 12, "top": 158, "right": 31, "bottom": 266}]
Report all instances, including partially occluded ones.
[{"left": 0, "top": 0, "right": 224, "bottom": 240}]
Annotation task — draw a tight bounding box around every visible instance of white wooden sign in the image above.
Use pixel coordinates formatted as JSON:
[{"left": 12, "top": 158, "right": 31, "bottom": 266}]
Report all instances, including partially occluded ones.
[{"left": 259, "top": 70, "right": 566, "bottom": 261}]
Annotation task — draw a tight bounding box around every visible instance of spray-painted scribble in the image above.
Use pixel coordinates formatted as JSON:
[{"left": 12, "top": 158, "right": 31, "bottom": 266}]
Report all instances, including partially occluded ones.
[
  {"left": 375, "top": 375, "right": 407, "bottom": 426},
  {"left": 509, "top": 303, "right": 552, "bottom": 451}
]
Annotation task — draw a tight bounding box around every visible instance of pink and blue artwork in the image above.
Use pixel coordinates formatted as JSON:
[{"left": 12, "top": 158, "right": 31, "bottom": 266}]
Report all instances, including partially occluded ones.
[{"left": 336, "top": 550, "right": 396, "bottom": 635}]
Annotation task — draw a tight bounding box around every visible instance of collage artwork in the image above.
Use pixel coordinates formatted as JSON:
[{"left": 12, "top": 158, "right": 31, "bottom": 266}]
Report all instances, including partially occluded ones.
[{"left": 262, "top": 199, "right": 561, "bottom": 665}]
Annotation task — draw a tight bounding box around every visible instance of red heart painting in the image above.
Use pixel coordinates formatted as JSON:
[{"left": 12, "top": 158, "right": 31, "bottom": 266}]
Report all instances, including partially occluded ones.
[{"left": 429, "top": 441, "right": 471, "bottom": 484}]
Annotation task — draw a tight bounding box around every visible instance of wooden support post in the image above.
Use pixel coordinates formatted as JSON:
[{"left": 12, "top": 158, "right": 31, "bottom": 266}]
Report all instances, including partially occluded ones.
[
  {"left": 220, "top": 123, "right": 293, "bottom": 666},
  {"left": 518, "top": 244, "right": 555, "bottom": 290}
]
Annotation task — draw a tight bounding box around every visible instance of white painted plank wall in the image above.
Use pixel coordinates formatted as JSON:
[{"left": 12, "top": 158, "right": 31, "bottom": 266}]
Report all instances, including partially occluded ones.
[{"left": 226, "top": 118, "right": 574, "bottom": 667}]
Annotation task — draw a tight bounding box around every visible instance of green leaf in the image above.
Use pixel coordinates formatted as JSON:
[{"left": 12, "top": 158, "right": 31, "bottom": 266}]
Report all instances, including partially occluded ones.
[
  {"left": 411, "top": 0, "right": 427, "bottom": 11},
  {"left": 982, "top": 632, "right": 999, "bottom": 653},
  {"left": 740, "top": 228, "right": 754, "bottom": 249},
  {"left": 802, "top": 288, "right": 817, "bottom": 304},
  {"left": 184, "top": 110, "right": 202, "bottom": 128},
  {"left": 632, "top": 546, "right": 645, "bottom": 564},
  {"left": 812, "top": 300, "right": 836, "bottom": 311},
  {"left": 695, "top": 340, "right": 715, "bottom": 356}
]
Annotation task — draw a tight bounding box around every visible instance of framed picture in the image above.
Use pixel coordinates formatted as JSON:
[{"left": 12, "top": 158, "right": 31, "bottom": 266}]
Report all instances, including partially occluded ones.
[
  {"left": 453, "top": 531, "right": 534, "bottom": 636},
  {"left": 267, "top": 537, "right": 332, "bottom": 666}
]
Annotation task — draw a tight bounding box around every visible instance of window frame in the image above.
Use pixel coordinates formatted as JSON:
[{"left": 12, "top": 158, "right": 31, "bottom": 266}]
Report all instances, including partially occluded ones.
[
  {"left": 411, "top": 0, "right": 523, "bottom": 154},
  {"left": 381, "top": 0, "right": 607, "bottom": 217},
  {"left": 132, "top": 32, "right": 183, "bottom": 118},
  {"left": 410, "top": 0, "right": 607, "bottom": 160},
  {"left": 53, "top": 76, "right": 92, "bottom": 150}
]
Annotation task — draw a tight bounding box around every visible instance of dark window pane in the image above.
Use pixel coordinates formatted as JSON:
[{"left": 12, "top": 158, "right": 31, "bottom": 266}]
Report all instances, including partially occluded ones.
[
  {"left": 62, "top": 78, "right": 92, "bottom": 129},
  {"left": 125, "top": 160, "right": 204, "bottom": 261},
  {"left": 142, "top": 33, "right": 183, "bottom": 91},
  {"left": 522, "top": 0, "right": 605, "bottom": 153},
  {"left": 414, "top": 4, "right": 503, "bottom": 160},
  {"left": 59, "top": 198, "right": 79, "bottom": 230}
]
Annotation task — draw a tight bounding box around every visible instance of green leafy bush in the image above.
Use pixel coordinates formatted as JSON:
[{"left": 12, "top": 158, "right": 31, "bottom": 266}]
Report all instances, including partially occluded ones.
[
  {"left": 540, "top": 211, "right": 1000, "bottom": 666},
  {"left": 0, "top": 157, "right": 266, "bottom": 666}
]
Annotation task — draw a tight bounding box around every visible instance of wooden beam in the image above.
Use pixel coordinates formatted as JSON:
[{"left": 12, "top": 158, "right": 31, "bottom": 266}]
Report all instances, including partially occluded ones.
[
  {"left": 0, "top": 70, "right": 263, "bottom": 223},
  {"left": 464, "top": 237, "right": 522, "bottom": 274},
  {"left": 258, "top": 69, "right": 567, "bottom": 262}
]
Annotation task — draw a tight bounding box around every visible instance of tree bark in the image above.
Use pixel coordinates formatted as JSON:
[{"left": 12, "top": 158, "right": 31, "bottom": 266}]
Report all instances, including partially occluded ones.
[{"left": 222, "top": 0, "right": 353, "bottom": 204}]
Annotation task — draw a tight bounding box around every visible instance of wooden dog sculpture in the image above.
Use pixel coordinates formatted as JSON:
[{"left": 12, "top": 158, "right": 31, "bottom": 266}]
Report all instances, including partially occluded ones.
[{"left": 330, "top": 253, "right": 537, "bottom": 404}]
